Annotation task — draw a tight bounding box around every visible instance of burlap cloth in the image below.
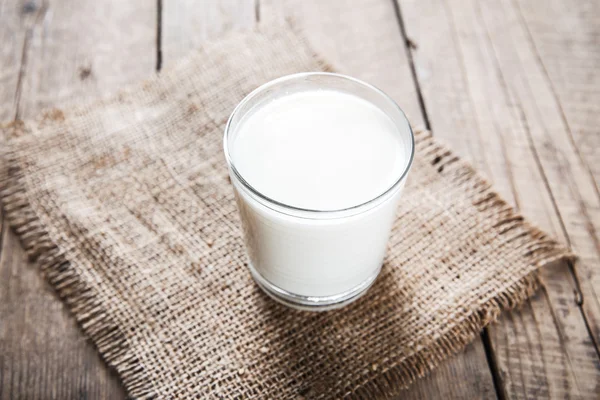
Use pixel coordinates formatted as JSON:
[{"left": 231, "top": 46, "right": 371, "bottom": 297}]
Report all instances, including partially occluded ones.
[{"left": 0, "top": 25, "right": 572, "bottom": 399}]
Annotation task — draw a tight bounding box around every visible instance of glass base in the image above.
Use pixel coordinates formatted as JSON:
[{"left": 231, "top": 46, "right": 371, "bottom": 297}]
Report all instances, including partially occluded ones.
[{"left": 248, "top": 263, "right": 381, "bottom": 312}]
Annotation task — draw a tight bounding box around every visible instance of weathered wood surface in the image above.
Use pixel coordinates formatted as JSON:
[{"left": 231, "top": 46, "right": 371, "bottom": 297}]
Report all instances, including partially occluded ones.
[
  {"left": 397, "top": 0, "right": 600, "bottom": 398},
  {"left": 162, "top": 0, "right": 256, "bottom": 64},
  {"left": 0, "top": 0, "right": 598, "bottom": 398}
]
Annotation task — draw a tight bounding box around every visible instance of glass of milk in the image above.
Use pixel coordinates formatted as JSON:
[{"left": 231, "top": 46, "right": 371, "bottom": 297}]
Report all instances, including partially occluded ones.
[{"left": 224, "top": 73, "right": 414, "bottom": 311}]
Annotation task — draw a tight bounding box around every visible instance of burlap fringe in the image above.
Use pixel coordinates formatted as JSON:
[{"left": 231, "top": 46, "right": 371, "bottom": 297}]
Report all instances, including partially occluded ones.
[
  {"left": 0, "top": 129, "right": 574, "bottom": 398},
  {"left": 350, "top": 130, "right": 575, "bottom": 399},
  {"left": 0, "top": 144, "right": 157, "bottom": 399}
]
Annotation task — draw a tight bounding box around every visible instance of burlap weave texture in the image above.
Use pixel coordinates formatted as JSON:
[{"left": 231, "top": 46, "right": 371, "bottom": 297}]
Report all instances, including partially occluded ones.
[{"left": 0, "top": 26, "right": 572, "bottom": 399}]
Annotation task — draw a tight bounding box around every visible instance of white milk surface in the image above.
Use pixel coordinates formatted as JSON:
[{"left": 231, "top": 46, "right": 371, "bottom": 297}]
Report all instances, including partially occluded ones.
[{"left": 230, "top": 90, "right": 409, "bottom": 298}]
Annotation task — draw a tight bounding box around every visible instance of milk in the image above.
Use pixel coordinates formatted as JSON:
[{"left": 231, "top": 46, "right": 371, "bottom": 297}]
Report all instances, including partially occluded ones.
[
  {"left": 232, "top": 91, "right": 405, "bottom": 210},
  {"left": 225, "top": 75, "right": 413, "bottom": 309}
]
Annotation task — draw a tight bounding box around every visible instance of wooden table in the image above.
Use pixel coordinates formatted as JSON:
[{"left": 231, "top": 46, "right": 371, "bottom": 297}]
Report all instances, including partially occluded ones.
[{"left": 1, "top": 0, "right": 598, "bottom": 398}]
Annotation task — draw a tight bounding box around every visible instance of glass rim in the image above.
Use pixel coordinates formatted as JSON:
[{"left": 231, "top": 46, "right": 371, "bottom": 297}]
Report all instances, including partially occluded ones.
[{"left": 223, "top": 72, "right": 415, "bottom": 218}]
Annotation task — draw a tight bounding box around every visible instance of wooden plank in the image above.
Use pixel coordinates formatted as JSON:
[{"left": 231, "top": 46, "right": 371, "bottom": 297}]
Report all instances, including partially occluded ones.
[
  {"left": 162, "top": 0, "right": 256, "bottom": 64},
  {"left": 259, "top": 0, "right": 498, "bottom": 398},
  {"left": 480, "top": 0, "right": 600, "bottom": 389},
  {"left": 511, "top": 0, "right": 600, "bottom": 342},
  {"left": 397, "top": 0, "right": 600, "bottom": 397},
  {"left": 516, "top": 0, "right": 600, "bottom": 192},
  {"left": 0, "top": 0, "right": 28, "bottom": 121},
  {"left": 0, "top": 0, "right": 156, "bottom": 398}
]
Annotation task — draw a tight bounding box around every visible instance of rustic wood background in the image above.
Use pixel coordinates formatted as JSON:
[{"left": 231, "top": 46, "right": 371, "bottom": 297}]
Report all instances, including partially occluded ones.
[{"left": 1, "top": 0, "right": 598, "bottom": 398}]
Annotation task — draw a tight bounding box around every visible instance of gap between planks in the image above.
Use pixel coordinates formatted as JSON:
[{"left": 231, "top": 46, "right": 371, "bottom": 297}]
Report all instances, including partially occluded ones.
[
  {"left": 390, "top": 0, "right": 431, "bottom": 131},
  {"left": 156, "top": 0, "right": 163, "bottom": 71}
]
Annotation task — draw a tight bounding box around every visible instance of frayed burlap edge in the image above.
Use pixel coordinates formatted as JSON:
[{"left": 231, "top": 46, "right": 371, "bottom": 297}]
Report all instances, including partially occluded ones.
[{"left": 0, "top": 144, "right": 157, "bottom": 398}]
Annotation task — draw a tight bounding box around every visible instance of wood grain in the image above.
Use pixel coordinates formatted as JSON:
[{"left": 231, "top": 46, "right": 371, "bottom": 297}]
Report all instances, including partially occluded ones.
[
  {"left": 260, "top": 0, "right": 498, "bottom": 398},
  {"left": 479, "top": 0, "right": 600, "bottom": 363},
  {"left": 0, "top": 0, "right": 156, "bottom": 398},
  {"left": 512, "top": 0, "right": 600, "bottom": 346},
  {"left": 397, "top": 0, "right": 600, "bottom": 397},
  {"left": 477, "top": 0, "right": 600, "bottom": 393},
  {"left": 162, "top": 0, "right": 256, "bottom": 65},
  {"left": 516, "top": 0, "right": 600, "bottom": 192}
]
